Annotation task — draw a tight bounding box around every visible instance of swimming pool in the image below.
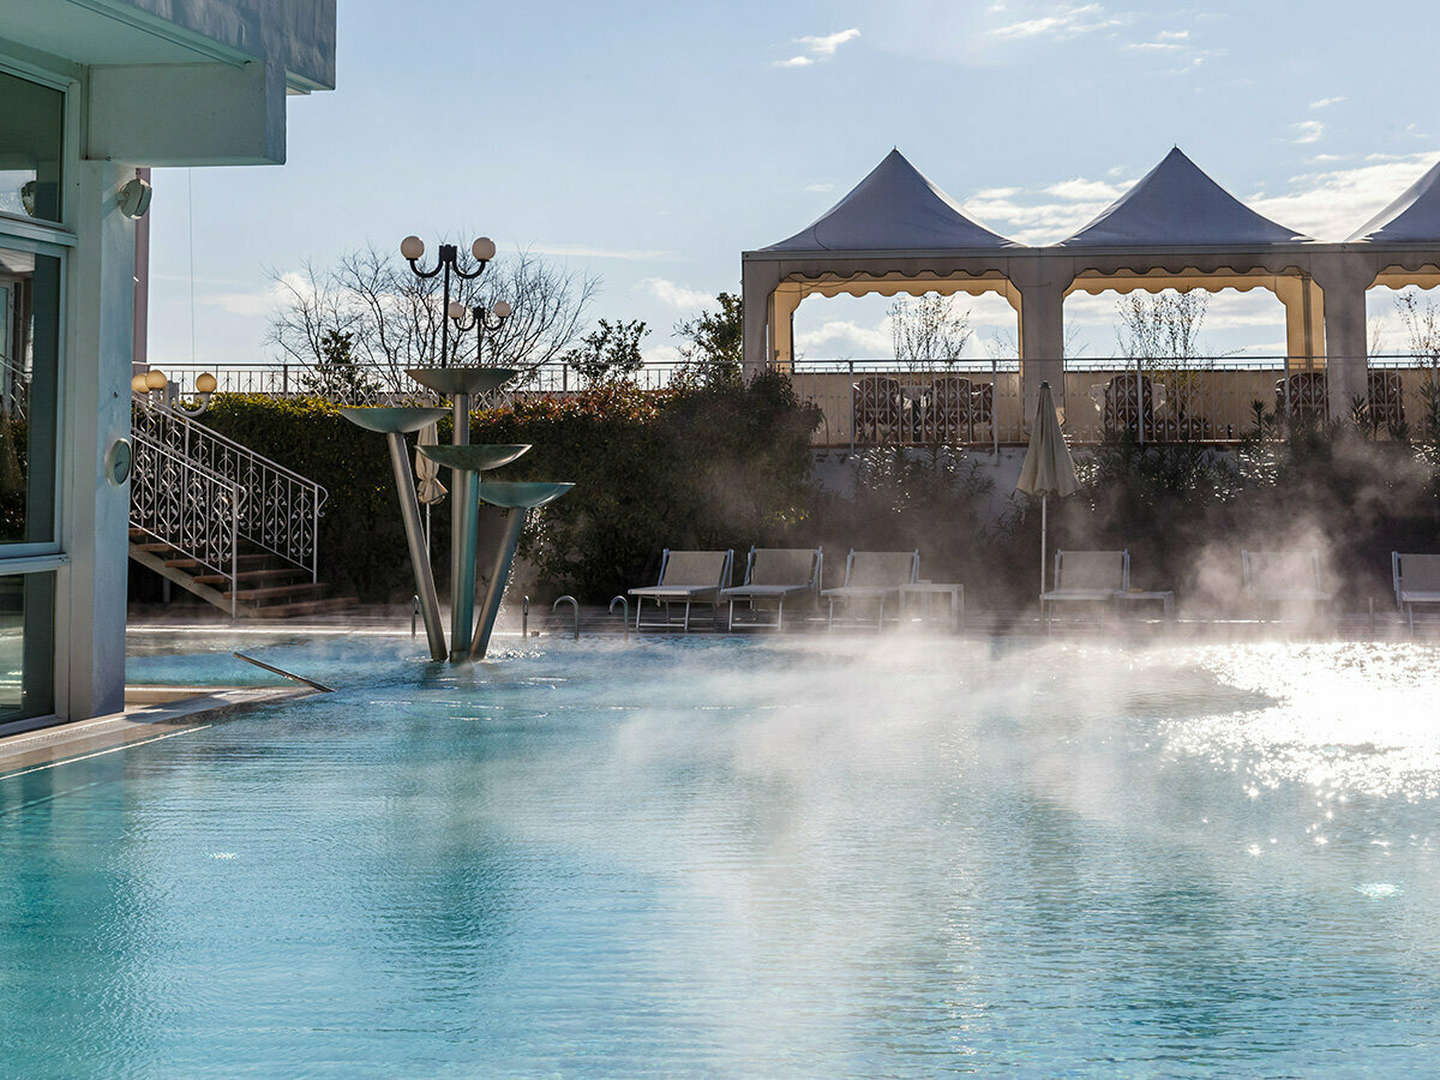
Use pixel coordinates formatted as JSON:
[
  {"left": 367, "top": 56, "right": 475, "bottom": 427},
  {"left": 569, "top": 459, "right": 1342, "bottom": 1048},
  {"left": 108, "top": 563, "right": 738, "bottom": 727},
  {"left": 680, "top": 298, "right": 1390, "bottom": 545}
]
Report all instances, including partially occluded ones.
[{"left": 3, "top": 633, "right": 1439, "bottom": 1076}]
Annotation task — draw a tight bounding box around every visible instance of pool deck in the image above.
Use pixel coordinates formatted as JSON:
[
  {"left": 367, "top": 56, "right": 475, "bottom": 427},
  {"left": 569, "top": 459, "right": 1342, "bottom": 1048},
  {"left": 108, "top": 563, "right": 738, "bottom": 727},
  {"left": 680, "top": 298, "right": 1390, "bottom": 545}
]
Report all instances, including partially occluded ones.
[{"left": 0, "top": 685, "right": 317, "bottom": 776}]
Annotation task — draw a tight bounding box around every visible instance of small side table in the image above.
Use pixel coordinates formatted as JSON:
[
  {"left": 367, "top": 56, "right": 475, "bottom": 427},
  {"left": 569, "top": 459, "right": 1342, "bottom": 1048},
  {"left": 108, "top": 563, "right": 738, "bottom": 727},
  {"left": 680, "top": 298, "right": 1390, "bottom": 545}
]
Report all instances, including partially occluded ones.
[
  {"left": 899, "top": 583, "right": 966, "bottom": 631},
  {"left": 1114, "top": 589, "right": 1175, "bottom": 619}
]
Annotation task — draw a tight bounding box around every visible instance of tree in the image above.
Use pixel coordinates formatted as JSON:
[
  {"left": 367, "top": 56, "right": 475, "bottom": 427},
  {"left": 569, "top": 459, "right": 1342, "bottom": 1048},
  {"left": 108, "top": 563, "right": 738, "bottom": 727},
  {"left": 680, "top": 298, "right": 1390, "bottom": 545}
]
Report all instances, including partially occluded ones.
[
  {"left": 889, "top": 293, "right": 973, "bottom": 370},
  {"left": 1115, "top": 290, "right": 1209, "bottom": 365},
  {"left": 564, "top": 319, "right": 648, "bottom": 384},
  {"left": 297, "top": 329, "right": 382, "bottom": 402},
  {"left": 268, "top": 242, "right": 598, "bottom": 397},
  {"left": 675, "top": 291, "right": 743, "bottom": 386}
]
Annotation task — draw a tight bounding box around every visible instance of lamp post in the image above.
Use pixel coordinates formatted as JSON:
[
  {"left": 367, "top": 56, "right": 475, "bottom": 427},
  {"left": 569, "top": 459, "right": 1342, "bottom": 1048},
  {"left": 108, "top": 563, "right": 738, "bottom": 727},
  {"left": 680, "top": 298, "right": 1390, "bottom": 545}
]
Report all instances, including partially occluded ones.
[
  {"left": 400, "top": 234, "right": 496, "bottom": 369},
  {"left": 448, "top": 299, "right": 513, "bottom": 366},
  {"left": 130, "top": 368, "right": 217, "bottom": 417}
]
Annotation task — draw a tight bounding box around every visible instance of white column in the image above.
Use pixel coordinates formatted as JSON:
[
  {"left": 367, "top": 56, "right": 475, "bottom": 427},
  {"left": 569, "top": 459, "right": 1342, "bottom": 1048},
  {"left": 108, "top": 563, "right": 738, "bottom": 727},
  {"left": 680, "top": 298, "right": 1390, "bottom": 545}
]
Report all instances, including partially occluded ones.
[
  {"left": 1015, "top": 264, "right": 1069, "bottom": 421},
  {"left": 60, "top": 161, "right": 137, "bottom": 720},
  {"left": 741, "top": 259, "right": 781, "bottom": 379},
  {"left": 1312, "top": 256, "right": 1375, "bottom": 420}
]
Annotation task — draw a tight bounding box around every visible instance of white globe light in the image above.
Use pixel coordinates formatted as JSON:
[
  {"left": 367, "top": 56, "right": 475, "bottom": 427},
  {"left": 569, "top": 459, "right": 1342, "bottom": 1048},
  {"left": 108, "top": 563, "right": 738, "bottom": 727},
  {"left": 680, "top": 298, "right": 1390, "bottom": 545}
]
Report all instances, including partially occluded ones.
[
  {"left": 492, "top": 300, "right": 512, "bottom": 318},
  {"left": 196, "top": 372, "right": 218, "bottom": 394},
  {"left": 472, "top": 237, "right": 496, "bottom": 262},
  {"left": 400, "top": 235, "right": 425, "bottom": 260},
  {"left": 144, "top": 369, "right": 168, "bottom": 391},
  {"left": 447, "top": 300, "right": 468, "bottom": 321}
]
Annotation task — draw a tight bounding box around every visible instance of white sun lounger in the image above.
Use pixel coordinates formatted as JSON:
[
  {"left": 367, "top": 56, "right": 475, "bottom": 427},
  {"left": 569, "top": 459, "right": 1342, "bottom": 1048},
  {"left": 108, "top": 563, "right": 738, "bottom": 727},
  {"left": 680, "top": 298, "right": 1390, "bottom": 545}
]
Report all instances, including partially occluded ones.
[
  {"left": 1393, "top": 552, "right": 1440, "bottom": 633},
  {"left": 1042, "top": 549, "right": 1129, "bottom": 627},
  {"left": 628, "top": 549, "right": 733, "bottom": 631},
  {"left": 720, "top": 547, "right": 822, "bottom": 631},
  {"left": 1241, "top": 549, "right": 1332, "bottom": 620},
  {"left": 821, "top": 549, "right": 919, "bottom": 629}
]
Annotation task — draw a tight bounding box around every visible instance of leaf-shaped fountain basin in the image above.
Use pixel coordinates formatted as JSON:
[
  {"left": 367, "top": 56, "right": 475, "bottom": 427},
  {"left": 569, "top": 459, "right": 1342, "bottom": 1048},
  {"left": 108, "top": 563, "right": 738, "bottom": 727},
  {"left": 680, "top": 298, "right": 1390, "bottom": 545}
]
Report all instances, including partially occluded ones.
[
  {"left": 475, "top": 481, "right": 574, "bottom": 509},
  {"left": 406, "top": 367, "right": 519, "bottom": 397},
  {"left": 416, "top": 444, "right": 532, "bottom": 473},
  {"left": 339, "top": 406, "right": 451, "bottom": 434}
]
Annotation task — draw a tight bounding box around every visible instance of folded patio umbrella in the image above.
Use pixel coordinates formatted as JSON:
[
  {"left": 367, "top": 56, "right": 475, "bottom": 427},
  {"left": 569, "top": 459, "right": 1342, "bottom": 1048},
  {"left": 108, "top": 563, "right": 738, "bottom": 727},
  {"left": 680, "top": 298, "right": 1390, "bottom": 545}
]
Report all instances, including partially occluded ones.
[
  {"left": 414, "top": 421, "right": 447, "bottom": 506},
  {"left": 1016, "top": 381, "right": 1079, "bottom": 597}
]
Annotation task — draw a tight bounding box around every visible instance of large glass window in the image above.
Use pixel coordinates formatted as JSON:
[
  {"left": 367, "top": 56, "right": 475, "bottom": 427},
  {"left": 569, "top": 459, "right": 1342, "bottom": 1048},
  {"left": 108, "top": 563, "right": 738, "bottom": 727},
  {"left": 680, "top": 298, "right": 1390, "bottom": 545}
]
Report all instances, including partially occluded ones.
[
  {"left": 0, "top": 571, "right": 54, "bottom": 722},
  {"left": 0, "top": 246, "right": 59, "bottom": 546},
  {"left": 0, "top": 69, "right": 64, "bottom": 223}
]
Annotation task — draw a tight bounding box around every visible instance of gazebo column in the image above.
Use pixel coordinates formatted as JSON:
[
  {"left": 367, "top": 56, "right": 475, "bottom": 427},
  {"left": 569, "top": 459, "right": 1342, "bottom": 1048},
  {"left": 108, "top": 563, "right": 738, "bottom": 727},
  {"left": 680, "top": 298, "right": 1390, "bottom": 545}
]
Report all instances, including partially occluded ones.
[
  {"left": 1015, "top": 265, "right": 1068, "bottom": 421},
  {"left": 1274, "top": 274, "right": 1325, "bottom": 371},
  {"left": 769, "top": 282, "right": 803, "bottom": 373},
  {"left": 741, "top": 259, "right": 782, "bottom": 378},
  {"left": 1312, "top": 256, "right": 1376, "bottom": 419}
]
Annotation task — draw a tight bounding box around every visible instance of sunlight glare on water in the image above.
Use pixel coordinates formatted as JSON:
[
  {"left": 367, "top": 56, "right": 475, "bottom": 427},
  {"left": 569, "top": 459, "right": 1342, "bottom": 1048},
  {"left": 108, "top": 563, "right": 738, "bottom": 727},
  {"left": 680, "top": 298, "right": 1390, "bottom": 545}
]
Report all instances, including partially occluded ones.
[{"left": 2, "top": 633, "right": 1439, "bottom": 1077}]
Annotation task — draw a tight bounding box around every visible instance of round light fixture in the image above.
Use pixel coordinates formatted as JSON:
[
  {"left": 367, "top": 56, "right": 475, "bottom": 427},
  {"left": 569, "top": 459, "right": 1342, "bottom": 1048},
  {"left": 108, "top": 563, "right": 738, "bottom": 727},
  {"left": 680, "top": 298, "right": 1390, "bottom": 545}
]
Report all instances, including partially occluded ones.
[
  {"left": 196, "top": 372, "right": 218, "bottom": 394},
  {"left": 144, "top": 369, "right": 168, "bottom": 391},
  {"left": 472, "top": 237, "right": 496, "bottom": 262},
  {"left": 130, "top": 373, "right": 149, "bottom": 394},
  {"left": 492, "top": 300, "right": 512, "bottom": 318},
  {"left": 400, "top": 235, "right": 425, "bottom": 260}
]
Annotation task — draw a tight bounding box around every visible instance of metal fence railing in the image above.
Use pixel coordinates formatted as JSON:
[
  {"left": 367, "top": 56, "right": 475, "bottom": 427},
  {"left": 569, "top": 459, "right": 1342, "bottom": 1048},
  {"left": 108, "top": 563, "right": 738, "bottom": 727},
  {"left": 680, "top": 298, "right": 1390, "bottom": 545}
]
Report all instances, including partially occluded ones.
[{"left": 149, "top": 356, "right": 1440, "bottom": 450}]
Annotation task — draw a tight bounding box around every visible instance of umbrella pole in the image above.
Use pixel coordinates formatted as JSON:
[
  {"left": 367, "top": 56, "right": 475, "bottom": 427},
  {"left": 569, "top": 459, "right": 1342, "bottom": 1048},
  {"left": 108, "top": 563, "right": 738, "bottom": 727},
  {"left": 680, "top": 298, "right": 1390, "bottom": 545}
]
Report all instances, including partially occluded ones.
[{"left": 1040, "top": 494, "right": 1048, "bottom": 597}]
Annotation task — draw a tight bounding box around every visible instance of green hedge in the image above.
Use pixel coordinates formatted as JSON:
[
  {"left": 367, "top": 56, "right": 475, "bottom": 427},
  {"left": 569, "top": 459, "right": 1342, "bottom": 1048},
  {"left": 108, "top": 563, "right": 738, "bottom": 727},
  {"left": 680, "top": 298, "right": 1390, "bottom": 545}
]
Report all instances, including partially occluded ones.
[{"left": 200, "top": 372, "right": 822, "bottom": 602}]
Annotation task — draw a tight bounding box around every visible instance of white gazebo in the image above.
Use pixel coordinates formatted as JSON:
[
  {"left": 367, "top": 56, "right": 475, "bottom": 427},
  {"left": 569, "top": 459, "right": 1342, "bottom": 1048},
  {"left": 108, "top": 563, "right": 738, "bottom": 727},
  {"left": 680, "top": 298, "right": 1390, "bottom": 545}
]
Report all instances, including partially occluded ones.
[{"left": 742, "top": 147, "right": 1440, "bottom": 424}]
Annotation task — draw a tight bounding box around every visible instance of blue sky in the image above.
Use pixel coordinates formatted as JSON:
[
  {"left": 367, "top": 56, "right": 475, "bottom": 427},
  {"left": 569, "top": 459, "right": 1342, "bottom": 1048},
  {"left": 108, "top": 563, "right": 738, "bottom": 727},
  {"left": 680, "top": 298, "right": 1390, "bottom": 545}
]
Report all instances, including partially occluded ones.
[{"left": 147, "top": 0, "right": 1440, "bottom": 370}]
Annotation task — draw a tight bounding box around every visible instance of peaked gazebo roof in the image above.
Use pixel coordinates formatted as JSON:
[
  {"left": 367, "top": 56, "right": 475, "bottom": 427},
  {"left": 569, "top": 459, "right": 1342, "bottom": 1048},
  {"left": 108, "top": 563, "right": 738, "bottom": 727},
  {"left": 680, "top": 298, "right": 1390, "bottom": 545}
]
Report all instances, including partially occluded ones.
[
  {"left": 761, "top": 149, "right": 1013, "bottom": 252},
  {"left": 1349, "top": 158, "right": 1440, "bottom": 243},
  {"left": 1060, "top": 147, "right": 1310, "bottom": 248}
]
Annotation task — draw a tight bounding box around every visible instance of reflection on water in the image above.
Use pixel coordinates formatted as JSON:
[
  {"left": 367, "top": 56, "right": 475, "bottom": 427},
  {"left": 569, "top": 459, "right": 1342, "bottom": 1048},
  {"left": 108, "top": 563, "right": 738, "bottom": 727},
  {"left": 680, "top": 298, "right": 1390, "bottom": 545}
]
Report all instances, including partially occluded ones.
[{"left": 4, "top": 635, "right": 1440, "bottom": 1077}]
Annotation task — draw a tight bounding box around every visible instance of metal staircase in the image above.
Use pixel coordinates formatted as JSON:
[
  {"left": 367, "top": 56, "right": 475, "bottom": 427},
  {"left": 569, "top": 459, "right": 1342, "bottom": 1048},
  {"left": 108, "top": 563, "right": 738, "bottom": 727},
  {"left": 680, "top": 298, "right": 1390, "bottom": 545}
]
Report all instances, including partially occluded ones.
[{"left": 128, "top": 400, "right": 351, "bottom": 618}]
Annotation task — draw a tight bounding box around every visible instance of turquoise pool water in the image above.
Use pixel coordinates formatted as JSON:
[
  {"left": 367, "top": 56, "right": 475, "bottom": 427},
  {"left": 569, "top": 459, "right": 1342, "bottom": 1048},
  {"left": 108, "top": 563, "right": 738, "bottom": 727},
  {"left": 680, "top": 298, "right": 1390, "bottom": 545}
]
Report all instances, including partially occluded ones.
[{"left": 3, "top": 634, "right": 1440, "bottom": 1077}]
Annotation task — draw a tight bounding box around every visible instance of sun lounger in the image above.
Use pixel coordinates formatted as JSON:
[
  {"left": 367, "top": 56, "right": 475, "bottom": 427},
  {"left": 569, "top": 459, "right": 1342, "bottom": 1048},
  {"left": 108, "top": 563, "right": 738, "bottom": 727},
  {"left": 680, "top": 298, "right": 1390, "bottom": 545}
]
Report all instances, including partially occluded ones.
[
  {"left": 821, "top": 549, "right": 919, "bottom": 629},
  {"left": 1041, "top": 549, "right": 1129, "bottom": 626},
  {"left": 1393, "top": 552, "right": 1440, "bottom": 633},
  {"left": 1241, "top": 549, "right": 1332, "bottom": 619},
  {"left": 628, "top": 549, "right": 733, "bottom": 631},
  {"left": 720, "top": 547, "right": 822, "bottom": 630}
]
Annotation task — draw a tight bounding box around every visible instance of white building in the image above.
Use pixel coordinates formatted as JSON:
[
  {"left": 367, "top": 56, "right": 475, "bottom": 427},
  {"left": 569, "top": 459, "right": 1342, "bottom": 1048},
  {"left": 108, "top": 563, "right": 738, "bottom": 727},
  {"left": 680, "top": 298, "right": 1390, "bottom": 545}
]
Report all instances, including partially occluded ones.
[{"left": 0, "top": 1, "right": 336, "bottom": 733}]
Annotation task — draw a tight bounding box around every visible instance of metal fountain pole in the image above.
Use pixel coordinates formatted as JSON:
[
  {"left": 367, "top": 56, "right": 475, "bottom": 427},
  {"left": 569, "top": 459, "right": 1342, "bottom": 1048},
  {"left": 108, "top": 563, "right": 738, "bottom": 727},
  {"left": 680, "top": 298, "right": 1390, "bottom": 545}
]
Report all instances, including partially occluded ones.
[{"left": 402, "top": 236, "right": 496, "bottom": 655}]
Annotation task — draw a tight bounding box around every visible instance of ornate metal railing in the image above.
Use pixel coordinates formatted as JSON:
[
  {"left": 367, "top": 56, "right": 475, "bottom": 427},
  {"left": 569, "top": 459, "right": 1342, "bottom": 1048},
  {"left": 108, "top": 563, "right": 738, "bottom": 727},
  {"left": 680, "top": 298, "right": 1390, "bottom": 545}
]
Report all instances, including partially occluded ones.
[
  {"left": 130, "top": 430, "right": 241, "bottom": 616},
  {"left": 131, "top": 399, "right": 328, "bottom": 580}
]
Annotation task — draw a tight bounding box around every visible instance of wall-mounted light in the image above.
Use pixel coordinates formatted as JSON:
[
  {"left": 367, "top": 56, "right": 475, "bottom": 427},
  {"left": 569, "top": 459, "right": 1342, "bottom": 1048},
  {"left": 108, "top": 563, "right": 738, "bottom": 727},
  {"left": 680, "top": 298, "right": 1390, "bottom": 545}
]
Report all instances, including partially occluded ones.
[{"left": 118, "top": 176, "right": 153, "bottom": 220}]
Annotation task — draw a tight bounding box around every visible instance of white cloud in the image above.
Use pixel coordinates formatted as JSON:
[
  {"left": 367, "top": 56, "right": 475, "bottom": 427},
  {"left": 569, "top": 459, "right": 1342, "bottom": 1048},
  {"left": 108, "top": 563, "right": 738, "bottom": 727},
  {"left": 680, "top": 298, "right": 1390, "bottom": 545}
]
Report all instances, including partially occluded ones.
[
  {"left": 1310, "top": 96, "right": 1346, "bottom": 109},
  {"left": 775, "top": 27, "right": 859, "bottom": 68},
  {"left": 641, "top": 277, "right": 712, "bottom": 311},
  {"left": 1126, "top": 40, "right": 1182, "bottom": 51},
  {"left": 643, "top": 344, "right": 682, "bottom": 366},
  {"left": 1291, "top": 119, "right": 1325, "bottom": 145},
  {"left": 1156, "top": 29, "right": 1189, "bottom": 40},
  {"left": 990, "top": 3, "right": 1123, "bottom": 41},
  {"left": 1045, "top": 177, "right": 1126, "bottom": 201},
  {"left": 798, "top": 28, "right": 861, "bottom": 56},
  {"left": 1250, "top": 152, "right": 1440, "bottom": 240},
  {"left": 200, "top": 288, "right": 278, "bottom": 318},
  {"left": 795, "top": 319, "right": 891, "bottom": 358}
]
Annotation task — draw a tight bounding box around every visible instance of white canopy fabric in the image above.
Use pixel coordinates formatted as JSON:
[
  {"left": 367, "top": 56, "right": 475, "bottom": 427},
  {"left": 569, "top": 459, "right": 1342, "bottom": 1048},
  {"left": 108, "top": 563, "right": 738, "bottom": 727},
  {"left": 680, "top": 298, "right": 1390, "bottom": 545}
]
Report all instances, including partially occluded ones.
[
  {"left": 1349, "top": 158, "right": 1440, "bottom": 243},
  {"left": 1060, "top": 147, "right": 1310, "bottom": 248},
  {"left": 762, "top": 148, "right": 1013, "bottom": 252}
]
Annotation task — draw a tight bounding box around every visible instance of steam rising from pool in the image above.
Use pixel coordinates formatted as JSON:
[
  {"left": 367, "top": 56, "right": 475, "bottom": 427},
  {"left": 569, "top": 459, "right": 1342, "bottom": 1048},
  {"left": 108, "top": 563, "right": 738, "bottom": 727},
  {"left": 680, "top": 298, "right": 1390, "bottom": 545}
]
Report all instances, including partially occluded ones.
[{"left": 9, "top": 632, "right": 1440, "bottom": 1076}]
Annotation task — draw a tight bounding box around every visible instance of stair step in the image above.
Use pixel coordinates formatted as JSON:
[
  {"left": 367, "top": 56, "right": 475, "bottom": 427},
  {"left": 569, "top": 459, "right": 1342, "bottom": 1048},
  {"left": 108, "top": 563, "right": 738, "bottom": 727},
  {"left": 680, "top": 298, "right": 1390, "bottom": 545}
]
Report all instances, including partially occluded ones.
[
  {"left": 134, "top": 542, "right": 179, "bottom": 554},
  {"left": 245, "top": 597, "right": 357, "bottom": 619},
  {"left": 164, "top": 553, "right": 283, "bottom": 571},
  {"left": 193, "top": 567, "right": 310, "bottom": 587},
  {"left": 224, "top": 582, "right": 328, "bottom": 603}
]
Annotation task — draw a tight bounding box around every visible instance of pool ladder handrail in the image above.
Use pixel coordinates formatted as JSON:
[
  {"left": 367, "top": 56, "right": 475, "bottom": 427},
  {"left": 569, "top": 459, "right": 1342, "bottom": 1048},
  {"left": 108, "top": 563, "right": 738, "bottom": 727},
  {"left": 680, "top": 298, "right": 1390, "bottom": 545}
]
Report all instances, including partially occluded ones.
[
  {"left": 609, "top": 595, "right": 630, "bottom": 639},
  {"left": 553, "top": 595, "right": 579, "bottom": 639}
]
